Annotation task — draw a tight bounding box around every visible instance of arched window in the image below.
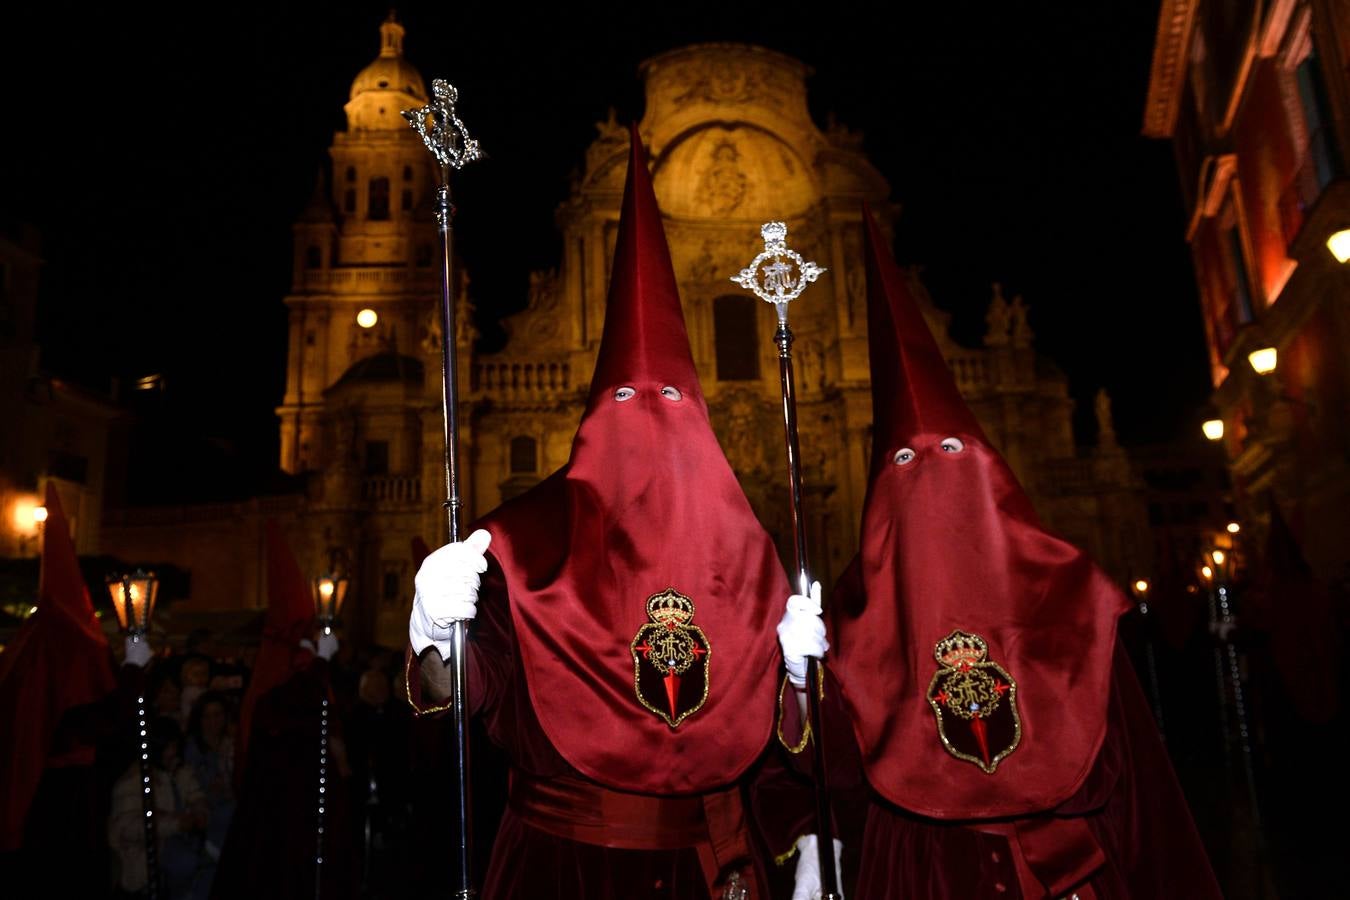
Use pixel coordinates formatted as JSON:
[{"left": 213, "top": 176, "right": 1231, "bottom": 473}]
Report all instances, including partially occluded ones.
[
  {"left": 402, "top": 165, "right": 413, "bottom": 181},
  {"left": 510, "top": 436, "right": 538, "bottom": 474},
  {"left": 368, "top": 177, "right": 390, "bottom": 220},
  {"left": 416, "top": 244, "right": 433, "bottom": 267},
  {"left": 401, "top": 189, "right": 413, "bottom": 211},
  {"left": 713, "top": 295, "right": 760, "bottom": 381},
  {"left": 305, "top": 246, "right": 322, "bottom": 269},
  {"left": 345, "top": 166, "right": 356, "bottom": 182},
  {"left": 343, "top": 189, "right": 356, "bottom": 213}
]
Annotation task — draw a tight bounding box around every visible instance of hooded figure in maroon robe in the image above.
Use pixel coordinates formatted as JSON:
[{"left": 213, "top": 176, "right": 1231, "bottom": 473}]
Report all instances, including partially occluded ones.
[
  {"left": 212, "top": 521, "right": 349, "bottom": 899},
  {"left": 774, "top": 207, "right": 1222, "bottom": 899},
  {"left": 408, "top": 126, "right": 788, "bottom": 899},
  {"left": 0, "top": 485, "right": 146, "bottom": 894}
]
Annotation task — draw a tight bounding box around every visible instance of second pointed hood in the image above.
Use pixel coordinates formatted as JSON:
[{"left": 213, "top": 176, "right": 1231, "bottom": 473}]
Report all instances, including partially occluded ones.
[
  {"left": 863, "top": 208, "right": 985, "bottom": 470},
  {"left": 827, "top": 207, "right": 1129, "bottom": 819}
]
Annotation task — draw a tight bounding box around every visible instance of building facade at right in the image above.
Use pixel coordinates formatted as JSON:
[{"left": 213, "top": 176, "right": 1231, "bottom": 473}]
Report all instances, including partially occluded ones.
[{"left": 1144, "top": 0, "right": 1350, "bottom": 581}]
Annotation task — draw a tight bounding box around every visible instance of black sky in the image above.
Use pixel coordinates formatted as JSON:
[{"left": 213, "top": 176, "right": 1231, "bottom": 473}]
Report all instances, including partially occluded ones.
[{"left": 2, "top": 1, "right": 1210, "bottom": 477}]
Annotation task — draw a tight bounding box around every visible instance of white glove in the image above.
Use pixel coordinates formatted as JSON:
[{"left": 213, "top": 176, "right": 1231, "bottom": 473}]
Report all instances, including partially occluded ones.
[
  {"left": 791, "top": 833, "right": 845, "bottom": 900},
  {"left": 778, "top": 581, "right": 828, "bottom": 688},
  {"left": 316, "top": 632, "right": 339, "bottom": 661},
  {"left": 123, "top": 635, "right": 153, "bottom": 669},
  {"left": 410, "top": 529, "right": 492, "bottom": 660}
]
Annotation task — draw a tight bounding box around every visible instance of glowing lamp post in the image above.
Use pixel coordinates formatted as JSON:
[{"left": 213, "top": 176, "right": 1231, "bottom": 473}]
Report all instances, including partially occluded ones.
[
  {"left": 311, "top": 569, "right": 349, "bottom": 636},
  {"left": 107, "top": 570, "right": 161, "bottom": 899},
  {"left": 1247, "top": 347, "right": 1278, "bottom": 375},
  {"left": 1327, "top": 228, "right": 1350, "bottom": 263},
  {"left": 107, "top": 570, "right": 159, "bottom": 636},
  {"left": 311, "top": 553, "right": 347, "bottom": 896},
  {"left": 1202, "top": 419, "right": 1225, "bottom": 442}
]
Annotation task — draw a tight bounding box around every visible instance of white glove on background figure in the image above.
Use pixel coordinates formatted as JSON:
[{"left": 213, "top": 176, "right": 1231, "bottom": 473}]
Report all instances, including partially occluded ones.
[
  {"left": 316, "top": 632, "right": 339, "bottom": 661},
  {"left": 791, "top": 833, "right": 845, "bottom": 900},
  {"left": 409, "top": 529, "right": 492, "bottom": 660},
  {"left": 123, "top": 635, "right": 153, "bottom": 669},
  {"left": 778, "top": 580, "right": 828, "bottom": 688}
]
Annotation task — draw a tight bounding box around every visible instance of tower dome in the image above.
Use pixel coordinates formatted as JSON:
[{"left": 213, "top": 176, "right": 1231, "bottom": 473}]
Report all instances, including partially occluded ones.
[{"left": 345, "top": 13, "right": 427, "bottom": 130}]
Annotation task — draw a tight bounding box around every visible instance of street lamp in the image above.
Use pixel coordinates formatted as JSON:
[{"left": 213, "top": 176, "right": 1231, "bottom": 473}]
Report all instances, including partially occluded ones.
[
  {"left": 1202, "top": 418, "right": 1225, "bottom": 441},
  {"left": 1226, "top": 522, "right": 1241, "bottom": 534},
  {"left": 310, "top": 551, "right": 348, "bottom": 895},
  {"left": 1247, "top": 347, "right": 1277, "bottom": 375},
  {"left": 106, "top": 570, "right": 160, "bottom": 636},
  {"left": 311, "top": 560, "right": 350, "bottom": 636},
  {"left": 32, "top": 506, "right": 48, "bottom": 524},
  {"left": 1327, "top": 227, "right": 1350, "bottom": 263},
  {"left": 106, "top": 570, "right": 161, "bottom": 899},
  {"left": 356, "top": 308, "right": 378, "bottom": 329}
]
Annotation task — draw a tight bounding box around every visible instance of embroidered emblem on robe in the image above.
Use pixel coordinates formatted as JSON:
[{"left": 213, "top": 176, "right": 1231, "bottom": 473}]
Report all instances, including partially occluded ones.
[
  {"left": 631, "top": 588, "right": 711, "bottom": 728},
  {"left": 926, "top": 630, "right": 1021, "bottom": 773}
]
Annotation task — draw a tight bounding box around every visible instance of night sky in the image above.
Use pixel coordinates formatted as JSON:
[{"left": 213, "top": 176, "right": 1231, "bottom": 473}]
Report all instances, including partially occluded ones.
[{"left": 3, "top": 2, "right": 1210, "bottom": 486}]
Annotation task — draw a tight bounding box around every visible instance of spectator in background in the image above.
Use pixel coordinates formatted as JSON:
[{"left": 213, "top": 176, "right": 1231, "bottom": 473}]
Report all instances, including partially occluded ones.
[
  {"left": 110, "top": 717, "right": 209, "bottom": 899},
  {"left": 178, "top": 656, "right": 212, "bottom": 725},
  {"left": 346, "top": 665, "right": 411, "bottom": 895},
  {"left": 152, "top": 673, "right": 183, "bottom": 728},
  {"left": 185, "top": 691, "right": 235, "bottom": 893}
]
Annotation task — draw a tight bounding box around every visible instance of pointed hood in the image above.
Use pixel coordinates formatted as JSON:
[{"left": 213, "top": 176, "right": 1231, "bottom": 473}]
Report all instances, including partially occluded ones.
[
  {"left": 863, "top": 207, "right": 984, "bottom": 470},
  {"left": 827, "top": 206, "right": 1128, "bottom": 819},
  {"left": 586, "top": 125, "right": 703, "bottom": 411},
  {"left": 472, "top": 126, "right": 787, "bottom": 794},
  {"left": 236, "top": 521, "right": 316, "bottom": 772},
  {"left": 0, "top": 485, "right": 115, "bottom": 850}
]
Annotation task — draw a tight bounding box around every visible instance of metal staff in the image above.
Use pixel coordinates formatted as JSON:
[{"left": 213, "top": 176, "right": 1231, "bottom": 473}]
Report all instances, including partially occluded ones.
[
  {"left": 732, "top": 222, "right": 840, "bottom": 899},
  {"left": 403, "top": 79, "right": 483, "bottom": 899},
  {"left": 107, "top": 571, "right": 162, "bottom": 900},
  {"left": 1205, "top": 551, "right": 1264, "bottom": 845}
]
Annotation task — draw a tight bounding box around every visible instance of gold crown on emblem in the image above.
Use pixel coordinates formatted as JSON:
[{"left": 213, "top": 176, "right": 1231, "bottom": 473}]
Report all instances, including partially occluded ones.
[
  {"left": 646, "top": 588, "right": 696, "bottom": 627},
  {"left": 934, "top": 630, "right": 989, "bottom": 668}
]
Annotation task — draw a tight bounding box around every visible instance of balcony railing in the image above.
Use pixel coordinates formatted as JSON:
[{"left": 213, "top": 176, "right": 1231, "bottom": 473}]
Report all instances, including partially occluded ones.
[
  {"left": 361, "top": 476, "right": 422, "bottom": 505},
  {"left": 474, "top": 359, "right": 575, "bottom": 402},
  {"left": 299, "top": 267, "right": 440, "bottom": 292}
]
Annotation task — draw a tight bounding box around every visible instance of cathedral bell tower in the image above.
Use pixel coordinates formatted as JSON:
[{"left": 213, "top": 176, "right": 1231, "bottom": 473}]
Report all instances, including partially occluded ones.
[{"left": 277, "top": 12, "right": 439, "bottom": 476}]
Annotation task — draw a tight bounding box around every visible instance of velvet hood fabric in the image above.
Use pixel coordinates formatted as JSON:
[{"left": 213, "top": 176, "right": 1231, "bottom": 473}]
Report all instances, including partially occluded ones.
[
  {"left": 475, "top": 127, "right": 786, "bottom": 794},
  {"left": 0, "top": 484, "right": 115, "bottom": 850},
  {"left": 829, "top": 207, "right": 1129, "bottom": 818},
  {"left": 235, "top": 520, "right": 316, "bottom": 774}
]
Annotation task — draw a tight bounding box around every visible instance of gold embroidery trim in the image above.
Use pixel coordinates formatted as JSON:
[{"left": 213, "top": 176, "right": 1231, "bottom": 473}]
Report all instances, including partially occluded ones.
[
  {"left": 630, "top": 588, "right": 711, "bottom": 728},
  {"left": 403, "top": 651, "right": 455, "bottom": 717},
  {"left": 926, "top": 630, "right": 1022, "bottom": 774},
  {"left": 774, "top": 668, "right": 823, "bottom": 754},
  {"left": 773, "top": 833, "right": 810, "bottom": 867},
  {"left": 777, "top": 674, "right": 812, "bottom": 754}
]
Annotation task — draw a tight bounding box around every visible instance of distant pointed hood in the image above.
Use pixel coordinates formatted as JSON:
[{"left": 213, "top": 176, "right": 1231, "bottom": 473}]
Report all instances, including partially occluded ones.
[
  {"left": 0, "top": 485, "right": 115, "bottom": 850},
  {"left": 237, "top": 521, "right": 315, "bottom": 771}
]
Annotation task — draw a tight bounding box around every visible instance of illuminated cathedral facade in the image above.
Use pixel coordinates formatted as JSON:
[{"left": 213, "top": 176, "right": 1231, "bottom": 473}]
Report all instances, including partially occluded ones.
[{"left": 107, "top": 17, "right": 1149, "bottom": 647}]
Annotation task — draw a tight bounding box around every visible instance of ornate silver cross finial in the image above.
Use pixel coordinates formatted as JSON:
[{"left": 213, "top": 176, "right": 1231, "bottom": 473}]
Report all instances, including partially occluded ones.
[
  {"left": 731, "top": 222, "right": 826, "bottom": 323},
  {"left": 402, "top": 79, "right": 482, "bottom": 171}
]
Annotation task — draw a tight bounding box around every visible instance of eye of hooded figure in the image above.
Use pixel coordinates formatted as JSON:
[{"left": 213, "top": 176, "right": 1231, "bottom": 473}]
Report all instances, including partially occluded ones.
[
  {"left": 659, "top": 385, "right": 683, "bottom": 402},
  {"left": 614, "top": 386, "right": 637, "bottom": 402},
  {"left": 893, "top": 448, "right": 915, "bottom": 466},
  {"left": 940, "top": 437, "right": 965, "bottom": 453}
]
